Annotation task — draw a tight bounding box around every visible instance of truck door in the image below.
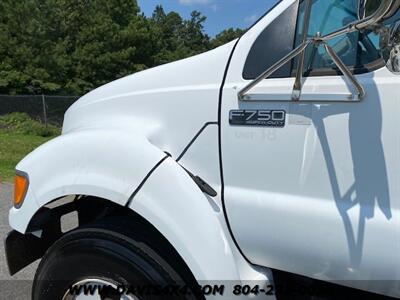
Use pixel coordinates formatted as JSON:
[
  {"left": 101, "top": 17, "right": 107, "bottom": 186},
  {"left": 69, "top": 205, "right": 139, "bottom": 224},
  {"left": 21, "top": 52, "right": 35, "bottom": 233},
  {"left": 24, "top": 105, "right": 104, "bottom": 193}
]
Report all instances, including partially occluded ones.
[{"left": 221, "top": 0, "right": 400, "bottom": 295}]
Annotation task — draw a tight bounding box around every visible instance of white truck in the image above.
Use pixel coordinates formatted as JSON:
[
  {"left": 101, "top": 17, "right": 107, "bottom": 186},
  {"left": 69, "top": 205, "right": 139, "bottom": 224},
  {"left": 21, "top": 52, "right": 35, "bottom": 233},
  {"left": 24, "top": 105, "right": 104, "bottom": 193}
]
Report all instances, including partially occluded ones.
[{"left": 5, "top": 0, "right": 400, "bottom": 299}]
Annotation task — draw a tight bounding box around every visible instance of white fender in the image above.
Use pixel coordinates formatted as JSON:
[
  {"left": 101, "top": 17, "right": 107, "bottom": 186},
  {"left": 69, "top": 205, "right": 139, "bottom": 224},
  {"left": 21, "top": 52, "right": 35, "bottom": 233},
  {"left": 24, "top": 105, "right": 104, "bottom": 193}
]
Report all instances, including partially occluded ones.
[
  {"left": 10, "top": 128, "right": 274, "bottom": 298},
  {"left": 130, "top": 157, "right": 274, "bottom": 299},
  {"left": 9, "top": 129, "right": 166, "bottom": 233}
]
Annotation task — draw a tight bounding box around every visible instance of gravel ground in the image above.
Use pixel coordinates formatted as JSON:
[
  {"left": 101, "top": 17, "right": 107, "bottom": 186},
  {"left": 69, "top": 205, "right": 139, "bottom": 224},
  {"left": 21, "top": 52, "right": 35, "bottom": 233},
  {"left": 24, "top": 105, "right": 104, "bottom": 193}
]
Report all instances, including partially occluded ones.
[{"left": 0, "top": 183, "right": 38, "bottom": 300}]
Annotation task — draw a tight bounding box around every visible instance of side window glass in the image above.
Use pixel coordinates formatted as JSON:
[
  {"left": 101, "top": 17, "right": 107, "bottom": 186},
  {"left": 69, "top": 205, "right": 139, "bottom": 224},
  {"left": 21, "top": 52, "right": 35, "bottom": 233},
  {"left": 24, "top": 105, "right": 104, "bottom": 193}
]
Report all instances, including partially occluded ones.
[
  {"left": 295, "top": 0, "right": 382, "bottom": 75},
  {"left": 243, "top": 2, "right": 298, "bottom": 80}
]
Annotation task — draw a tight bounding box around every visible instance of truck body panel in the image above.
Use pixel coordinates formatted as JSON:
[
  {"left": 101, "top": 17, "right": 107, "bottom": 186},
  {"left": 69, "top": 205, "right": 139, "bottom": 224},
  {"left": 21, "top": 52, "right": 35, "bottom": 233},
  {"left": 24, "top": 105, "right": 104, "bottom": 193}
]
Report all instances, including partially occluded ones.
[
  {"left": 6, "top": 0, "right": 400, "bottom": 298},
  {"left": 221, "top": 0, "right": 400, "bottom": 297}
]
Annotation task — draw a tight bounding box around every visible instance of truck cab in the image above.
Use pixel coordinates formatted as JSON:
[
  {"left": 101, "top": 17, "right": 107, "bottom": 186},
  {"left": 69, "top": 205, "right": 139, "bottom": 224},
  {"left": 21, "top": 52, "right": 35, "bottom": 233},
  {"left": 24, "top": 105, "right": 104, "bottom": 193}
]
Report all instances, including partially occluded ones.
[{"left": 5, "top": 0, "right": 400, "bottom": 299}]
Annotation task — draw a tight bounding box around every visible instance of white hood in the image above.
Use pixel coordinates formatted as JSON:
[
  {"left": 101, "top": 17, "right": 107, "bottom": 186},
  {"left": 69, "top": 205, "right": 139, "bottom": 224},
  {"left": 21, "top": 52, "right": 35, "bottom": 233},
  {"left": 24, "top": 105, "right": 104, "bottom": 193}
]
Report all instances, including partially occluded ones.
[{"left": 62, "top": 40, "right": 236, "bottom": 158}]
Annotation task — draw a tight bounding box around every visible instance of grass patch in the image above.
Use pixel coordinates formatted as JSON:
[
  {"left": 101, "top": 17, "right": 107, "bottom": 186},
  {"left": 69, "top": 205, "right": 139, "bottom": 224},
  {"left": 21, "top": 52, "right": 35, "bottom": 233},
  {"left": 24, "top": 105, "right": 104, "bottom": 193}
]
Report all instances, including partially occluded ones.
[
  {"left": 0, "top": 113, "right": 59, "bottom": 182},
  {"left": 0, "top": 112, "right": 60, "bottom": 137}
]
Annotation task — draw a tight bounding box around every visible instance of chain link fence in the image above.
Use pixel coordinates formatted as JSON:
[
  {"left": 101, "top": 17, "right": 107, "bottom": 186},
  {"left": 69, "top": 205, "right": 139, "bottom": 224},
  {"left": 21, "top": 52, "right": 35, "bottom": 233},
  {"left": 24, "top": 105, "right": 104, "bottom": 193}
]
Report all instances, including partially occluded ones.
[{"left": 0, "top": 95, "right": 79, "bottom": 127}]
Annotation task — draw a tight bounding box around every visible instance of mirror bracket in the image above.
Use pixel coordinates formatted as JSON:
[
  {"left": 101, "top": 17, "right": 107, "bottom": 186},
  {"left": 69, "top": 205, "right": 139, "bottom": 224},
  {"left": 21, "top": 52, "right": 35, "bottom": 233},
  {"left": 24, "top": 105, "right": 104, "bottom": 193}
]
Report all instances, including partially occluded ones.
[
  {"left": 291, "top": 0, "right": 313, "bottom": 101},
  {"left": 238, "top": 0, "right": 396, "bottom": 102},
  {"left": 381, "top": 20, "right": 400, "bottom": 74}
]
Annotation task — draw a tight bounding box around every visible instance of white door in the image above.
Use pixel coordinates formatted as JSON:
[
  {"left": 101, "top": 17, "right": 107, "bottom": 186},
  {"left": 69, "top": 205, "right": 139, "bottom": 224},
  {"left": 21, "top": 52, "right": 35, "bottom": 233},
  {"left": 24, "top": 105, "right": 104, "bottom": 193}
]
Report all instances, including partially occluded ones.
[{"left": 221, "top": 0, "right": 400, "bottom": 296}]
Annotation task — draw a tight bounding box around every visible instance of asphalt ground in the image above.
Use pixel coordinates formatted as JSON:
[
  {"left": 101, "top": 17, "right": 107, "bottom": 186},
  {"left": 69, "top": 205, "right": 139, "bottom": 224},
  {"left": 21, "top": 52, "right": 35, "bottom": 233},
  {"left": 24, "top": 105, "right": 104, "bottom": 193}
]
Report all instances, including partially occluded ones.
[{"left": 0, "top": 183, "right": 38, "bottom": 300}]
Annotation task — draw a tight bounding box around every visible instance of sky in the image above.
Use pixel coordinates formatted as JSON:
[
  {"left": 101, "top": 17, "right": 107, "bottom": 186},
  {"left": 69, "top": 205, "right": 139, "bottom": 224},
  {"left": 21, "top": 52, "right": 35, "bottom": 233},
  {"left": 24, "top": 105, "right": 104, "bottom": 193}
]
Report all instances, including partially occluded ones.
[{"left": 138, "top": 0, "right": 279, "bottom": 37}]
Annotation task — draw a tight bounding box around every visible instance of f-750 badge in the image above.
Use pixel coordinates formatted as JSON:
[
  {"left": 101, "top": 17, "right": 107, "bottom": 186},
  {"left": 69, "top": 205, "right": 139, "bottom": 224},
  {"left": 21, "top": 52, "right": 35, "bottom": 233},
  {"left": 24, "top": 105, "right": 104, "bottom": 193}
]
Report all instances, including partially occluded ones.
[{"left": 229, "top": 110, "right": 286, "bottom": 127}]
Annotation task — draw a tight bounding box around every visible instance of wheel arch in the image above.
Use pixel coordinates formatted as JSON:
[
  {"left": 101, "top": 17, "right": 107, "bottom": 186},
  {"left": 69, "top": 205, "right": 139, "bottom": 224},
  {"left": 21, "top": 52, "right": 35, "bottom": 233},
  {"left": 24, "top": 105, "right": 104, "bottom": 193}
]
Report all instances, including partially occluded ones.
[
  {"left": 9, "top": 195, "right": 200, "bottom": 289},
  {"left": 7, "top": 131, "right": 272, "bottom": 293},
  {"left": 9, "top": 129, "right": 167, "bottom": 233}
]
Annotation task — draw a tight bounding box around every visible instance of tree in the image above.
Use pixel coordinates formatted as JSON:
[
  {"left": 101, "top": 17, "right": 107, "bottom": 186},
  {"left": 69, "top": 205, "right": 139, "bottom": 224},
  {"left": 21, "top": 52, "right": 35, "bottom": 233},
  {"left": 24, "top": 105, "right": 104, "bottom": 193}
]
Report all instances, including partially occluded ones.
[
  {"left": 58, "top": 0, "right": 151, "bottom": 94},
  {"left": 0, "top": 0, "right": 62, "bottom": 94},
  {"left": 180, "top": 11, "right": 210, "bottom": 54},
  {"left": 0, "top": 1, "right": 244, "bottom": 96},
  {"left": 0, "top": 0, "right": 153, "bottom": 95},
  {"left": 150, "top": 7, "right": 210, "bottom": 65},
  {"left": 211, "top": 28, "right": 245, "bottom": 48},
  {"left": 150, "top": 6, "right": 185, "bottom": 64}
]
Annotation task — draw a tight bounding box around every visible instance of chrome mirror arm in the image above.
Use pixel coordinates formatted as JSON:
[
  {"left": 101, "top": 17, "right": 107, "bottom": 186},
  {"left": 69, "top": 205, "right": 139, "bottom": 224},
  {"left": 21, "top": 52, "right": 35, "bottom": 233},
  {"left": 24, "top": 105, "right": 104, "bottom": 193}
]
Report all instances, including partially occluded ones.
[
  {"left": 292, "top": 0, "right": 312, "bottom": 101},
  {"left": 238, "top": 37, "right": 365, "bottom": 102},
  {"left": 238, "top": 0, "right": 396, "bottom": 102},
  {"left": 321, "top": 0, "right": 394, "bottom": 41},
  {"left": 323, "top": 43, "right": 366, "bottom": 100},
  {"left": 238, "top": 40, "right": 311, "bottom": 101}
]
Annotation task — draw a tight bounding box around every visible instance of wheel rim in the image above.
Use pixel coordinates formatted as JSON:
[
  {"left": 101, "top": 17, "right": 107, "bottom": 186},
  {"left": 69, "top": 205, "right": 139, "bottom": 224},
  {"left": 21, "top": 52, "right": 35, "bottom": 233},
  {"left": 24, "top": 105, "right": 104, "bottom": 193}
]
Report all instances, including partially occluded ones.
[{"left": 62, "top": 278, "right": 140, "bottom": 300}]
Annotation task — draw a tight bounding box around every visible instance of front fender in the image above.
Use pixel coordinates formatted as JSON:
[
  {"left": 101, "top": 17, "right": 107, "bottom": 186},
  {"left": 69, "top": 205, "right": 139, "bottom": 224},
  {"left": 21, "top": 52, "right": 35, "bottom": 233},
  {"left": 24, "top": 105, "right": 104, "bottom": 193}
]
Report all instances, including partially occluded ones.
[
  {"left": 130, "top": 157, "right": 273, "bottom": 298},
  {"left": 10, "top": 129, "right": 166, "bottom": 233},
  {"left": 9, "top": 132, "right": 274, "bottom": 298}
]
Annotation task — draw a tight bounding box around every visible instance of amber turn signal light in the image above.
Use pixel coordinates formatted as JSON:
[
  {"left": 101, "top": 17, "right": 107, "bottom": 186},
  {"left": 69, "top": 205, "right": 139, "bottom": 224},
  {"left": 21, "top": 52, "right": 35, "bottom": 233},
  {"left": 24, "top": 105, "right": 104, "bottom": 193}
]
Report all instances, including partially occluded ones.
[{"left": 14, "top": 172, "right": 28, "bottom": 208}]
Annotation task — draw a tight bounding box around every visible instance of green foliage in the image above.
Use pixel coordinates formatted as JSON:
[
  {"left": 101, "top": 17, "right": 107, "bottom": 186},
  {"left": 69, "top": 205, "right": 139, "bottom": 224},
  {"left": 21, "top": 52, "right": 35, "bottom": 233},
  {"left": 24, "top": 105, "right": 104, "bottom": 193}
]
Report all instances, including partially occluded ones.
[
  {"left": 0, "top": 0, "right": 243, "bottom": 95},
  {"left": 0, "top": 131, "right": 53, "bottom": 182},
  {"left": 0, "top": 113, "right": 59, "bottom": 180},
  {"left": 0, "top": 113, "right": 60, "bottom": 137},
  {"left": 0, "top": 0, "right": 246, "bottom": 96},
  {"left": 0, "top": 113, "right": 59, "bottom": 181},
  {"left": 211, "top": 28, "right": 245, "bottom": 48}
]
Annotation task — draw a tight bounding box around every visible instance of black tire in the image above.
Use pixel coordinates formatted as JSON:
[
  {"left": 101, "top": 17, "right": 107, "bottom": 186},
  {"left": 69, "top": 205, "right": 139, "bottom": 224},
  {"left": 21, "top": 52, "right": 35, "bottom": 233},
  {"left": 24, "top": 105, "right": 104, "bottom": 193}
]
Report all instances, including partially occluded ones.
[{"left": 32, "top": 218, "right": 202, "bottom": 300}]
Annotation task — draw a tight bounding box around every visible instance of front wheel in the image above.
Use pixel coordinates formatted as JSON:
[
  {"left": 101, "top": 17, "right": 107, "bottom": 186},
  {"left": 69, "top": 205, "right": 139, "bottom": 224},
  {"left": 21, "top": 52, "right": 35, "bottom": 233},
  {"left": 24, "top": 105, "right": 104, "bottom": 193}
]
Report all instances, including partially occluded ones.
[{"left": 32, "top": 221, "right": 201, "bottom": 300}]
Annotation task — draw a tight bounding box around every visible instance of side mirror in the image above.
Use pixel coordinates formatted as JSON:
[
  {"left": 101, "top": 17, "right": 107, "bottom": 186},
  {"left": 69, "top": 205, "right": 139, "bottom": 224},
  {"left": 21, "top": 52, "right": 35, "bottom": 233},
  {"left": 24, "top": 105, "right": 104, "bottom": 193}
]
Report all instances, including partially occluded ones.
[
  {"left": 381, "top": 21, "right": 400, "bottom": 74},
  {"left": 358, "top": 0, "right": 382, "bottom": 20},
  {"left": 358, "top": 0, "right": 400, "bottom": 21},
  {"left": 360, "top": 0, "right": 400, "bottom": 74}
]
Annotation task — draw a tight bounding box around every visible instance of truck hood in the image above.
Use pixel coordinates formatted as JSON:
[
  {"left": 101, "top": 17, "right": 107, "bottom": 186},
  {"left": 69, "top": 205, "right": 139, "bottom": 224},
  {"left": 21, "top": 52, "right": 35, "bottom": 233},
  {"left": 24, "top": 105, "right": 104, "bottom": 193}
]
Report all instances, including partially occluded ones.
[{"left": 63, "top": 40, "right": 236, "bottom": 158}]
